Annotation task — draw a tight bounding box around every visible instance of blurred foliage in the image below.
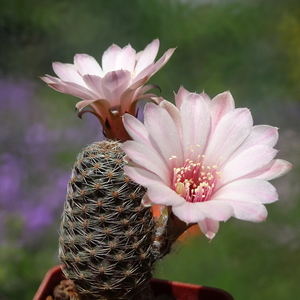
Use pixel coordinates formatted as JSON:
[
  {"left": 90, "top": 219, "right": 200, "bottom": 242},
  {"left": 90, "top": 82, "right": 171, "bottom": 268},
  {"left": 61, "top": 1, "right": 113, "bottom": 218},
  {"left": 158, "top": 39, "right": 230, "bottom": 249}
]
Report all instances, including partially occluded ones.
[
  {"left": 278, "top": 8, "right": 300, "bottom": 95},
  {"left": 1, "top": 0, "right": 300, "bottom": 105},
  {"left": 0, "top": 0, "right": 300, "bottom": 299},
  {"left": 154, "top": 213, "right": 300, "bottom": 299},
  {"left": 0, "top": 218, "right": 59, "bottom": 300}
]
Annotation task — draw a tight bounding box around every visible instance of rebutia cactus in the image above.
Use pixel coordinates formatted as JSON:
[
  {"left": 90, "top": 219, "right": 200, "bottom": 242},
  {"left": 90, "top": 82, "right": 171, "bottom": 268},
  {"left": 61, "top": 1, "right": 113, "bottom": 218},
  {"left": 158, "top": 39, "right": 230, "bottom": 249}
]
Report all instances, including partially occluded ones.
[
  {"left": 43, "top": 41, "right": 181, "bottom": 300},
  {"left": 59, "top": 140, "right": 159, "bottom": 300}
]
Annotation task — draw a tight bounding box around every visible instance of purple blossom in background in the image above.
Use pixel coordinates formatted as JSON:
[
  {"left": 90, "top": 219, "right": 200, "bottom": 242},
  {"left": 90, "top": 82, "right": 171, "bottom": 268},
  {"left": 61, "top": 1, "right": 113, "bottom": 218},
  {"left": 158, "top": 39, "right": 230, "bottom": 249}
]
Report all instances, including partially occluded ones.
[
  {"left": 0, "top": 78, "right": 35, "bottom": 112},
  {"left": 0, "top": 78, "right": 102, "bottom": 245},
  {"left": 20, "top": 173, "right": 70, "bottom": 232},
  {"left": 0, "top": 153, "right": 23, "bottom": 207}
]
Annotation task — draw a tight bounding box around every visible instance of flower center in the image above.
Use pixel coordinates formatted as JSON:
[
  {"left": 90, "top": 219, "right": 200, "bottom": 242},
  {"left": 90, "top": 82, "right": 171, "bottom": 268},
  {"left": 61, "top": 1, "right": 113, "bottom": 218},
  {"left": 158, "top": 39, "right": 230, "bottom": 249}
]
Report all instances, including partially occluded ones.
[{"left": 172, "top": 154, "right": 221, "bottom": 203}]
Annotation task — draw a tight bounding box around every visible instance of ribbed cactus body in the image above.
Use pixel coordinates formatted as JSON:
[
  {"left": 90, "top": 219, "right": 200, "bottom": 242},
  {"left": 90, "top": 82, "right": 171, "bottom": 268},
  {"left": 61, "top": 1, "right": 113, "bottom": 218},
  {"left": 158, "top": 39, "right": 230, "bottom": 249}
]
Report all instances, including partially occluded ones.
[{"left": 59, "top": 140, "right": 156, "bottom": 300}]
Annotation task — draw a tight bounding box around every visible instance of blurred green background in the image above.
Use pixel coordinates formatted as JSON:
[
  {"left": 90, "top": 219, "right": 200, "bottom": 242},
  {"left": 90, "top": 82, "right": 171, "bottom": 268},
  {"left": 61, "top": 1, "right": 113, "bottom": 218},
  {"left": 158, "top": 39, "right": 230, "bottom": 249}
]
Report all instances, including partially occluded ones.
[{"left": 0, "top": 0, "right": 299, "bottom": 299}]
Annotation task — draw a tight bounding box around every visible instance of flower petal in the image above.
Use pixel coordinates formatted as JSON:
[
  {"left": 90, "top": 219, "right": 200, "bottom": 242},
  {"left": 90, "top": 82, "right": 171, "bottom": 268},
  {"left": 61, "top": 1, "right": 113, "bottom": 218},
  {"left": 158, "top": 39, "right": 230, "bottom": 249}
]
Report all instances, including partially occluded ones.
[
  {"left": 246, "top": 125, "right": 278, "bottom": 148},
  {"left": 203, "top": 108, "right": 253, "bottom": 166},
  {"left": 100, "top": 70, "right": 131, "bottom": 105},
  {"left": 152, "top": 47, "right": 176, "bottom": 74},
  {"left": 147, "top": 184, "right": 185, "bottom": 206},
  {"left": 229, "top": 125, "right": 279, "bottom": 161},
  {"left": 199, "top": 91, "right": 212, "bottom": 103},
  {"left": 198, "top": 219, "right": 219, "bottom": 240},
  {"left": 144, "top": 103, "right": 184, "bottom": 166},
  {"left": 74, "top": 54, "right": 103, "bottom": 77},
  {"left": 47, "top": 82, "right": 98, "bottom": 99},
  {"left": 52, "top": 62, "right": 85, "bottom": 86},
  {"left": 116, "top": 44, "right": 136, "bottom": 72},
  {"left": 118, "top": 77, "right": 148, "bottom": 115},
  {"left": 172, "top": 200, "right": 233, "bottom": 224},
  {"left": 213, "top": 179, "right": 278, "bottom": 204},
  {"left": 82, "top": 74, "right": 104, "bottom": 97},
  {"left": 180, "top": 93, "right": 210, "bottom": 159},
  {"left": 76, "top": 99, "right": 111, "bottom": 125},
  {"left": 209, "top": 91, "right": 235, "bottom": 133},
  {"left": 101, "top": 44, "right": 121, "bottom": 73},
  {"left": 135, "top": 39, "right": 159, "bottom": 74},
  {"left": 244, "top": 159, "right": 293, "bottom": 180},
  {"left": 40, "top": 75, "right": 63, "bottom": 84},
  {"left": 219, "top": 145, "right": 278, "bottom": 186},
  {"left": 224, "top": 201, "right": 268, "bottom": 222},
  {"left": 124, "top": 166, "right": 165, "bottom": 186},
  {"left": 133, "top": 64, "right": 155, "bottom": 83},
  {"left": 159, "top": 100, "right": 182, "bottom": 143},
  {"left": 174, "top": 87, "right": 191, "bottom": 109},
  {"left": 123, "top": 113, "right": 158, "bottom": 151},
  {"left": 123, "top": 140, "right": 170, "bottom": 184}
]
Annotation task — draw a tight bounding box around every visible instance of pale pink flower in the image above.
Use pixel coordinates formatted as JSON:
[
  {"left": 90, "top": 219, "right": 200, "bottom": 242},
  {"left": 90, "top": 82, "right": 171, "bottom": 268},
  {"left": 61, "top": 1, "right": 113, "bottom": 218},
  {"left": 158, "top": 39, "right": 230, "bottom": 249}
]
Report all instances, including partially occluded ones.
[
  {"left": 122, "top": 87, "right": 292, "bottom": 239},
  {"left": 41, "top": 39, "right": 175, "bottom": 141}
]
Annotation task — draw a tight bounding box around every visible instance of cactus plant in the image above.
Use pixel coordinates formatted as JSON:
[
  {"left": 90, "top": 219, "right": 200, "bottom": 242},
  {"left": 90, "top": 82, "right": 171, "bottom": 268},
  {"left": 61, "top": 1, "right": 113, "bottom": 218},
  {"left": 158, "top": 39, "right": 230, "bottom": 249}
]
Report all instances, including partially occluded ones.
[{"left": 59, "top": 140, "right": 157, "bottom": 300}]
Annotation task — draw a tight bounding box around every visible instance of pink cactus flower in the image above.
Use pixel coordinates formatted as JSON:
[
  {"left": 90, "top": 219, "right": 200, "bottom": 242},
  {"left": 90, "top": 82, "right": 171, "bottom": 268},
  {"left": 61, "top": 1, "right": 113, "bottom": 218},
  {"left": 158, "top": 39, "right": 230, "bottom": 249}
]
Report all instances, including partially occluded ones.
[
  {"left": 122, "top": 87, "right": 292, "bottom": 239},
  {"left": 41, "top": 39, "right": 175, "bottom": 141}
]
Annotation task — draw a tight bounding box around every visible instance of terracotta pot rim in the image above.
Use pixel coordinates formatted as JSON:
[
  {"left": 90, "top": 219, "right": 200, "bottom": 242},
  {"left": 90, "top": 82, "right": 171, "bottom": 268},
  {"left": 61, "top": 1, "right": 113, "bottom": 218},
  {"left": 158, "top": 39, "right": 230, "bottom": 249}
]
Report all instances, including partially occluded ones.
[{"left": 33, "top": 265, "right": 234, "bottom": 300}]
